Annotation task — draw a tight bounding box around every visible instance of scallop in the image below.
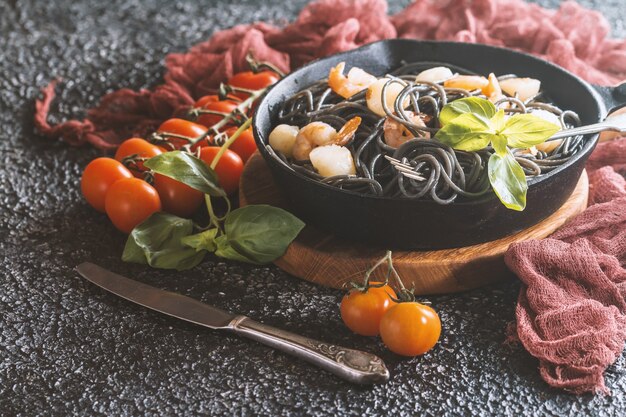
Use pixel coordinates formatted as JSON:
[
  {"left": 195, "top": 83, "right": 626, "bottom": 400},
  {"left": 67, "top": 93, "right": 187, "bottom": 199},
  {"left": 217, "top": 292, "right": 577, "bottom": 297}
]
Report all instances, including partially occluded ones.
[
  {"left": 268, "top": 124, "right": 299, "bottom": 157},
  {"left": 415, "top": 66, "right": 454, "bottom": 84},
  {"left": 500, "top": 77, "right": 541, "bottom": 102},
  {"left": 366, "top": 78, "right": 409, "bottom": 117},
  {"left": 309, "top": 145, "right": 356, "bottom": 177}
]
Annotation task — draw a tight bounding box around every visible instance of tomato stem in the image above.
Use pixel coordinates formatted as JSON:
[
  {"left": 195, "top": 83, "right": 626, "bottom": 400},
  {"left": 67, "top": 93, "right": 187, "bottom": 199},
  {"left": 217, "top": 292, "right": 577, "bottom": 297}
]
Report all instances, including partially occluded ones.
[{"left": 210, "top": 118, "right": 252, "bottom": 170}]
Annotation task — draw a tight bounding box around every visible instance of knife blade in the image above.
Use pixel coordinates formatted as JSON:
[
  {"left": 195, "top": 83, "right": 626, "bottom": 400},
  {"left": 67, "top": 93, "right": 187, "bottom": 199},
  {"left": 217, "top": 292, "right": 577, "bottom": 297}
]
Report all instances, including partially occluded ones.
[{"left": 76, "top": 262, "right": 389, "bottom": 384}]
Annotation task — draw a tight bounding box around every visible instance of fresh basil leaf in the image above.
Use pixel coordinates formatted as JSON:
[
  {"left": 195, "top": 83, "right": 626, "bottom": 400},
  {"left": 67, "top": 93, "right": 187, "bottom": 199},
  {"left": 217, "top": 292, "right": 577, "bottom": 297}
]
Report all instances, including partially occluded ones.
[
  {"left": 223, "top": 205, "right": 305, "bottom": 264},
  {"left": 435, "top": 112, "right": 497, "bottom": 151},
  {"left": 214, "top": 234, "right": 260, "bottom": 264},
  {"left": 488, "top": 151, "right": 528, "bottom": 211},
  {"left": 490, "top": 109, "right": 507, "bottom": 132},
  {"left": 144, "top": 151, "right": 225, "bottom": 197},
  {"left": 181, "top": 228, "right": 218, "bottom": 252},
  {"left": 501, "top": 113, "right": 560, "bottom": 149},
  {"left": 122, "top": 212, "right": 206, "bottom": 270},
  {"left": 439, "top": 97, "right": 496, "bottom": 126},
  {"left": 491, "top": 134, "right": 508, "bottom": 156}
]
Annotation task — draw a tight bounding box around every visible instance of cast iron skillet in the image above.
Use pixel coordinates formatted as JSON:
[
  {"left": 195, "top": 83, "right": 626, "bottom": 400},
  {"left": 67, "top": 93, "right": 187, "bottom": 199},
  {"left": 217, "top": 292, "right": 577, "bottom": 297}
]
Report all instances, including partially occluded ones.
[{"left": 253, "top": 39, "right": 626, "bottom": 250}]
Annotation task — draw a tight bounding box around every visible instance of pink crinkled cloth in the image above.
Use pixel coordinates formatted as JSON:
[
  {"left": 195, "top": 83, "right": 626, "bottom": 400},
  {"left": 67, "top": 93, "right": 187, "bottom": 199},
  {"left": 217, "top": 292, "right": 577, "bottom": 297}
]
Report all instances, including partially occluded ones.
[
  {"left": 34, "top": 0, "right": 626, "bottom": 148},
  {"left": 505, "top": 137, "right": 626, "bottom": 395}
]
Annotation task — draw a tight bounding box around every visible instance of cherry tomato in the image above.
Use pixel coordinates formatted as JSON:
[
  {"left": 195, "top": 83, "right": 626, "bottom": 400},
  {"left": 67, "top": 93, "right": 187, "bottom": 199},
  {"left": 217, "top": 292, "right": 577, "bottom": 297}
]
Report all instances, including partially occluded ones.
[
  {"left": 225, "top": 127, "right": 257, "bottom": 163},
  {"left": 104, "top": 178, "right": 161, "bottom": 233},
  {"left": 81, "top": 158, "right": 133, "bottom": 213},
  {"left": 228, "top": 71, "right": 280, "bottom": 99},
  {"left": 114, "top": 138, "right": 163, "bottom": 177},
  {"left": 153, "top": 173, "right": 204, "bottom": 218},
  {"left": 340, "top": 283, "right": 397, "bottom": 336},
  {"left": 157, "top": 118, "right": 208, "bottom": 150},
  {"left": 196, "top": 100, "right": 238, "bottom": 130},
  {"left": 199, "top": 146, "right": 244, "bottom": 195},
  {"left": 379, "top": 302, "right": 441, "bottom": 356}
]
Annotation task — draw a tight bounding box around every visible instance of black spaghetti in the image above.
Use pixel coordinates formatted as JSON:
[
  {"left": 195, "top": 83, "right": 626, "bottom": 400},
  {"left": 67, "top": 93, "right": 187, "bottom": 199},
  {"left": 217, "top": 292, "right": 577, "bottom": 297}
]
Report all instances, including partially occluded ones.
[{"left": 266, "top": 62, "right": 585, "bottom": 204}]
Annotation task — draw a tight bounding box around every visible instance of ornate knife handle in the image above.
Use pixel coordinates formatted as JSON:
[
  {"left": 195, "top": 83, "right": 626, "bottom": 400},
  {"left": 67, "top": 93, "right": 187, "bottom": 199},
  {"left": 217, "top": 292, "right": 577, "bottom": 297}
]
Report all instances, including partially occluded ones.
[{"left": 228, "top": 316, "right": 389, "bottom": 384}]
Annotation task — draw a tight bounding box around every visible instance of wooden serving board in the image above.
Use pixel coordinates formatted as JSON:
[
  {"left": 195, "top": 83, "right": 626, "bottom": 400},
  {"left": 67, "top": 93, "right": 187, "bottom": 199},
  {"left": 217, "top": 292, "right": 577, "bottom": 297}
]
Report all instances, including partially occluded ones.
[{"left": 239, "top": 152, "right": 589, "bottom": 295}]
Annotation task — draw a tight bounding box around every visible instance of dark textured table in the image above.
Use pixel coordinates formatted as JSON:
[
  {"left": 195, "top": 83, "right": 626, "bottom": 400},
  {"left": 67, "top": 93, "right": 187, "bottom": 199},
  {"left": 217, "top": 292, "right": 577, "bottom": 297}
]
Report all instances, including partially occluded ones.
[{"left": 2, "top": 0, "right": 625, "bottom": 415}]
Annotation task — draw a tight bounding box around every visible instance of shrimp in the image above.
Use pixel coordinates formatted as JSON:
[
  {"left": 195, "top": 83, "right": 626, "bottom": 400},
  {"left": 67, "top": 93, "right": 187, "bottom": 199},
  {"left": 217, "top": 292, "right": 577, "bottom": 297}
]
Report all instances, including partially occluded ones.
[
  {"left": 268, "top": 124, "right": 299, "bottom": 157},
  {"left": 310, "top": 144, "right": 356, "bottom": 177},
  {"left": 483, "top": 73, "right": 505, "bottom": 103},
  {"left": 328, "top": 62, "right": 378, "bottom": 99},
  {"left": 383, "top": 111, "right": 430, "bottom": 149},
  {"left": 292, "top": 117, "right": 362, "bottom": 161},
  {"left": 415, "top": 66, "right": 454, "bottom": 84},
  {"left": 499, "top": 77, "right": 541, "bottom": 101},
  {"left": 443, "top": 75, "right": 489, "bottom": 91}
]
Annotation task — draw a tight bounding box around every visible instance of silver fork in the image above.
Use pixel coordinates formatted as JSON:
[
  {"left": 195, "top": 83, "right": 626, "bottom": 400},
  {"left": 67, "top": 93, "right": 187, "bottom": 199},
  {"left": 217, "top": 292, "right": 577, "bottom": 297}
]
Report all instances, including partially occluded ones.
[{"left": 384, "top": 155, "right": 426, "bottom": 181}]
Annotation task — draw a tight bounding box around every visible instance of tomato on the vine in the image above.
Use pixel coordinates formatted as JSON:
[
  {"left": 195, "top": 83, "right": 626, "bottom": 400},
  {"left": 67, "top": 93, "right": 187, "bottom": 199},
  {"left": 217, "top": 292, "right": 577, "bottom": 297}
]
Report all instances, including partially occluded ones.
[
  {"left": 114, "top": 138, "right": 163, "bottom": 177},
  {"left": 228, "top": 71, "right": 280, "bottom": 99},
  {"left": 157, "top": 118, "right": 208, "bottom": 150},
  {"left": 195, "top": 99, "right": 238, "bottom": 130},
  {"left": 104, "top": 178, "right": 161, "bottom": 233},
  {"left": 153, "top": 173, "right": 204, "bottom": 218},
  {"left": 379, "top": 302, "right": 441, "bottom": 356},
  {"left": 81, "top": 157, "right": 133, "bottom": 213},
  {"left": 340, "top": 283, "right": 397, "bottom": 336},
  {"left": 225, "top": 126, "right": 257, "bottom": 163},
  {"left": 199, "top": 146, "right": 244, "bottom": 195}
]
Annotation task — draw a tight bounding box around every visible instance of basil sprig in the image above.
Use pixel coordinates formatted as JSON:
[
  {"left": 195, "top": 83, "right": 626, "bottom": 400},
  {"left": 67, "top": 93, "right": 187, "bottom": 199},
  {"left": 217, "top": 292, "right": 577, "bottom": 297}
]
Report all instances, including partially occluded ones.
[
  {"left": 123, "top": 151, "right": 305, "bottom": 270},
  {"left": 435, "top": 97, "right": 560, "bottom": 211}
]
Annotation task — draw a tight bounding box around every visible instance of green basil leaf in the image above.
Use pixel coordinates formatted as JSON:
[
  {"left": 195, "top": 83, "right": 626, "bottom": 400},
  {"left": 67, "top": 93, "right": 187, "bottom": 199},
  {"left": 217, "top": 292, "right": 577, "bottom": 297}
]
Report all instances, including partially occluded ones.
[
  {"left": 223, "top": 205, "right": 305, "bottom": 264},
  {"left": 501, "top": 113, "right": 560, "bottom": 149},
  {"left": 181, "top": 228, "right": 219, "bottom": 252},
  {"left": 488, "top": 151, "right": 528, "bottom": 211},
  {"left": 439, "top": 97, "right": 496, "bottom": 126},
  {"left": 435, "top": 112, "right": 497, "bottom": 151},
  {"left": 144, "top": 151, "right": 225, "bottom": 197},
  {"left": 490, "top": 109, "right": 507, "bottom": 132},
  {"left": 214, "top": 234, "right": 260, "bottom": 264},
  {"left": 122, "top": 212, "right": 206, "bottom": 270},
  {"left": 491, "top": 134, "right": 508, "bottom": 156}
]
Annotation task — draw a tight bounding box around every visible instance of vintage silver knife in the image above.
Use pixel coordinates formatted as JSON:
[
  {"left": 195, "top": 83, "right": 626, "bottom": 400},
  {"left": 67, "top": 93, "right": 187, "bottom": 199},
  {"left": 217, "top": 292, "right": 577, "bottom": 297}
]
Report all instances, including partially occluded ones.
[{"left": 76, "top": 262, "right": 389, "bottom": 384}]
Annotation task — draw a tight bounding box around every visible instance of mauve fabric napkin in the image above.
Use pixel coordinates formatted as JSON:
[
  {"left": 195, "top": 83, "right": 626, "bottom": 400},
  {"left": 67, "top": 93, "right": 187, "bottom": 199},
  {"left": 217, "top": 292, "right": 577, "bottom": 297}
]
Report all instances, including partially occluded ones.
[{"left": 33, "top": 0, "right": 626, "bottom": 394}]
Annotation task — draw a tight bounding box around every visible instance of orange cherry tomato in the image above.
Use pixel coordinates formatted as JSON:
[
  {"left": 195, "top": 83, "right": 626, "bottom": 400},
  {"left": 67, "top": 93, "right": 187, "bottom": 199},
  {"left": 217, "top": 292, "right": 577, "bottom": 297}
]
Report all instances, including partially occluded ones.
[
  {"left": 157, "top": 118, "right": 208, "bottom": 150},
  {"left": 225, "top": 127, "right": 257, "bottom": 163},
  {"left": 228, "top": 70, "right": 280, "bottom": 99},
  {"left": 81, "top": 157, "right": 133, "bottom": 213},
  {"left": 196, "top": 100, "right": 238, "bottom": 130},
  {"left": 153, "top": 173, "right": 204, "bottom": 218},
  {"left": 340, "top": 283, "right": 397, "bottom": 336},
  {"left": 199, "top": 146, "right": 244, "bottom": 195},
  {"left": 379, "top": 302, "right": 441, "bottom": 356},
  {"left": 104, "top": 178, "right": 161, "bottom": 233},
  {"left": 114, "top": 138, "right": 163, "bottom": 177}
]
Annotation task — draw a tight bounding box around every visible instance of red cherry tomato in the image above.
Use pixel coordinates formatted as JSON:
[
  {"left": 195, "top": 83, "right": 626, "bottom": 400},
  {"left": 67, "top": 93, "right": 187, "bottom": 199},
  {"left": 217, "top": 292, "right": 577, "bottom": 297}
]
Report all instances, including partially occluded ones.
[
  {"left": 196, "top": 100, "right": 238, "bottom": 130},
  {"left": 228, "top": 71, "right": 280, "bottom": 99},
  {"left": 153, "top": 173, "right": 204, "bottom": 218},
  {"left": 340, "top": 283, "right": 397, "bottom": 336},
  {"left": 199, "top": 147, "right": 244, "bottom": 195},
  {"left": 157, "top": 118, "right": 208, "bottom": 150},
  {"left": 379, "top": 302, "right": 441, "bottom": 356},
  {"left": 81, "top": 158, "right": 133, "bottom": 213},
  {"left": 114, "top": 138, "right": 163, "bottom": 177},
  {"left": 225, "top": 127, "right": 257, "bottom": 163},
  {"left": 104, "top": 178, "right": 161, "bottom": 233}
]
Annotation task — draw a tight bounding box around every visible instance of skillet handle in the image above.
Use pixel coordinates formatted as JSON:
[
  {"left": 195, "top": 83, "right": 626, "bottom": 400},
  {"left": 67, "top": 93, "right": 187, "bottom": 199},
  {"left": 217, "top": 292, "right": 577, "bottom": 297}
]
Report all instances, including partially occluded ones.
[{"left": 592, "top": 82, "right": 626, "bottom": 115}]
